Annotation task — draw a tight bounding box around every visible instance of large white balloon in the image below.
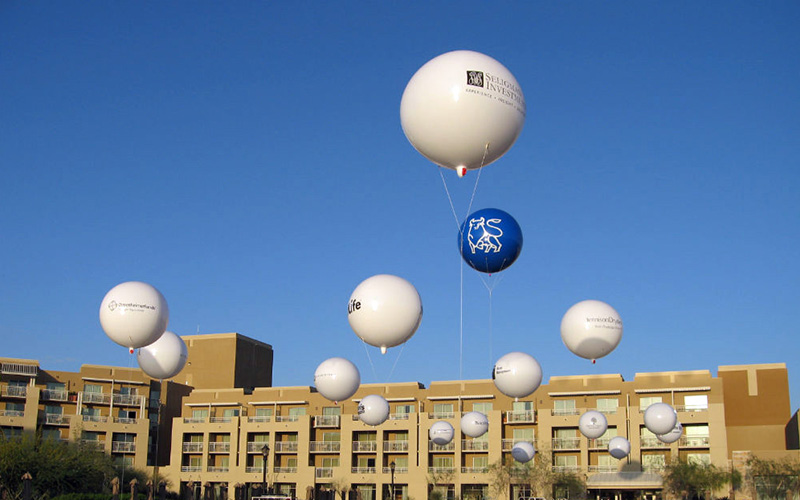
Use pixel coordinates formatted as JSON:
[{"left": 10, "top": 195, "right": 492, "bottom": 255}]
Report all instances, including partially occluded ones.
[
  {"left": 347, "top": 275, "right": 423, "bottom": 354},
  {"left": 429, "top": 421, "right": 455, "bottom": 446},
  {"left": 100, "top": 281, "right": 169, "bottom": 349},
  {"left": 357, "top": 395, "right": 390, "bottom": 426},
  {"left": 657, "top": 421, "right": 683, "bottom": 444},
  {"left": 579, "top": 410, "right": 608, "bottom": 439},
  {"left": 461, "top": 411, "right": 489, "bottom": 438},
  {"left": 560, "top": 300, "right": 623, "bottom": 361},
  {"left": 314, "top": 357, "right": 361, "bottom": 403},
  {"left": 136, "top": 331, "right": 187, "bottom": 380},
  {"left": 608, "top": 436, "right": 631, "bottom": 459},
  {"left": 492, "top": 352, "right": 543, "bottom": 399},
  {"left": 401, "top": 50, "right": 526, "bottom": 175},
  {"left": 644, "top": 403, "right": 678, "bottom": 435},
  {"left": 511, "top": 441, "right": 536, "bottom": 463}
]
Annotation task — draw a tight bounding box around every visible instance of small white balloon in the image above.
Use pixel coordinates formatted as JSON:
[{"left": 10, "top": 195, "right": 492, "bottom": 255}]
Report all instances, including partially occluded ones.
[
  {"left": 136, "top": 331, "right": 187, "bottom": 380},
  {"left": 100, "top": 281, "right": 169, "bottom": 349},
  {"left": 657, "top": 421, "right": 683, "bottom": 444},
  {"left": 492, "top": 352, "right": 543, "bottom": 399},
  {"left": 460, "top": 411, "right": 489, "bottom": 438},
  {"left": 560, "top": 299, "right": 623, "bottom": 361},
  {"left": 314, "top": 357, "right": 361, "bottom": 403},
  {"left": 644, "top": 402, "right": 678, "bottom": 436},
  {"left": 429, "top": 421, "right": 455, "bottom": 446},
  {"left": 608, "top": 436, "right": 631, "bottom": 459},
  {"left": 347, "top": 275, "right": 423, "bottom": 354},
  {"left": 401, "top": 50, "right": 526, "bottom": 173},
  {"left": 511, "top": 441, "right": 536, "bottom": 463},
  {"left": 357, "top": 394, "right": 390, "bottom": 426},
  {"left": 579, "top": 410, "right": 608, "bottom": 439}
]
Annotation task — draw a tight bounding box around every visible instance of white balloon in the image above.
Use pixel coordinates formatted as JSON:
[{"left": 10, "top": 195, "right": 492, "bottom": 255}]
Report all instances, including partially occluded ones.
[
  {"left": 357, "top": 395, "right": 390, "bottom": 426},
  {"left": 99, "top": 281, "right": 169, "bottom": 349},
  {"left": 657, "top": 421, "right": 683, "bottom": 444},
  {"left": 492, "top": 352, "right": 543, "bottom": 399},
  {"left": 400, "top": 50, "right": 526, "bottom": 173},
  {"left": 579, "top": 410, "right": 608, "bottom": 439},
  {"left": 608, "top": 436, "right": 631, "bottom": 459},
  {"left": 429, "top": 421, "right": 455, "bottom": 446},
  {"left": 347, "top": 275, "right": 422, "bottom": 353},
  {"left": 644, "top": 403, "right": 678, "bottom": 435},
  {"left": 136, "top": 331, "right": 187, "bottom": 380},
  {"left": 511, "top": 441, "right": 536, "bottom": 463},
  {"left": 460, "top": 411, "right": 489, "bottom": 438},
  {"left": 560, "top": 300, "right": 623, "bottom": 361},
  {"left": 314, "top": 357, "right": 361, "bottom": 403}
]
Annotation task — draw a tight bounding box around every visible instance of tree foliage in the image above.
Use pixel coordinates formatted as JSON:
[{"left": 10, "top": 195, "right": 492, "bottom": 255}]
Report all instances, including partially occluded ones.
[
  {"left": 662, "top": 459, "right": 740, "bottom": 500},
  {"left": 487, "top": 448, "right": 586, "bottom": 500},
  {"left": 745, "top": 456, "right": 800, "bottom": 500}
]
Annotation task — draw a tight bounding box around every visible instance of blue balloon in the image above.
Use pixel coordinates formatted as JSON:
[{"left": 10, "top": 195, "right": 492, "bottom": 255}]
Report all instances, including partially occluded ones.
[{"left": 458, "top": 208, "right": 523, "bottom": 274}]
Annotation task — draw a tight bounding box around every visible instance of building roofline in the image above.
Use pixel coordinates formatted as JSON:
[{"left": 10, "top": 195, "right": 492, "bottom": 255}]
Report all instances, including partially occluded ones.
[{"left": 180, "top": 332, "right": 273, "bottom": 350}]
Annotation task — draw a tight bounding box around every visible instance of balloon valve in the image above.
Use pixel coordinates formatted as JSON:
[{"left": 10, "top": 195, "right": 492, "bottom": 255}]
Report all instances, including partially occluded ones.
[
  {"left": 380, "top": 346, "right": 387, "bottom": 355},
  {"left": 129, "top": 347, "right": 135, "bottom": 355},
  {"left": 592, "top": 359, "right": 596, "bottom": 364},
  {"left": 456, "top": 166, "right": 467, "bottom": 177}
]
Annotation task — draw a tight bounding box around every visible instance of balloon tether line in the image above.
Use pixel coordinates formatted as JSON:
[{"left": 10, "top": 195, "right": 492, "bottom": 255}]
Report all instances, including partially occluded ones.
[
  {"left": 362, "top": 341, "right": 379, "bottom": 383},
  {"left": 387, "top": 342, "right": 406, "bottom": 383}
]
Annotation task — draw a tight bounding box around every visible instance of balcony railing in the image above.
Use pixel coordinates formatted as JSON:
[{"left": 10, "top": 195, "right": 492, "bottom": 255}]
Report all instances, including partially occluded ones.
[
  {"left": 274, "top": 467, "right": 297, "bottom": 474},
  {"left": 680, "top": 436, "right": 709, "bottom": 447},
  {"left": 639, "top": 437, "right": 669, "bottom": 448},
  {"left": 247, "top": 416, "right": 271, "bottom": 423},
  {"left": 597, "top": 407, "right": 618, "bottom": 415},
  {"left": 0, "top": 410, "right": 24, "bottom": 418},
  {"left": 552, "top": 437, "right": 581, "bottom": 450},
  {"left": 314, "top": 415, "right": 340, "bottom": 428},
  {"left": 675, "top": 405, "right": 708, "bottom": 413},
  {"left": 41, "top": 389, "right": 68, "bottom": 401},
  {"left": 274, "top": 442, "right": 298, "bottom": 453},
  {"left": 1, "top": 363, "right": 38, "bottom": 377},
  {"left": 390, "top": 413, "right": 411, "bottom": 420},
  {"left": 502, "top": 438, "right": 536, "bottom": 451},
  {"left": 505, "top": 410, "right": 535, "bottom": 423},
  {"left": 82, "top": 440, "right": 105, "bottom": 451},
  {"left": 310, "top": 441, "right": 340, "bottom": 453},
  {"left": 588, "top": 437, "right": 613, "bottom": 449},
  {"left": 551, "top": 408, "right": 580, "bottom": 416},
  {"left": 461, "top": 440, "right": 489, "bottom": 451},
  {"left": 428, "top": 466, "right": 455, "bottom": 474},
  {"left": 1, "top": 385, "right": 28, "bottom": 398},
  {"left": 245, "top": 466, "right": 262, "bottom": 473},
  {"left": 44, "top": 414, "right": 71, "bottom": 425},
  {"left": 588, "top": 465, "right": 619, "bottom": 472},
  {"left": 180, "top": 466, "right": 202, "bottom": 473},
  {"left": 208, "top": 442, "right": 231, "bottom": 453},
  {"left": 111, "top": 441, "right": 136, "bottom": 453},
  {"left": 209, "top": 416, "right": 233, "bottom": 423},
  {"left": 112, "top": 394, "right": 143, "bottom": 406},
  {"left": 113, "top": 417, "right": 138, "bottom": 424},
  {"left": 351, "top": 467, "right": 376, "bottom": 474},
  {"left": 247, "top": 441, "right": 270, "bottom": 453},
  {"left": 207, "top": 466, "right": 229, "bottom": 473},
  {"left": 183, "top": 417, "right": 207, "bottom": 423},
  {"left": 274, "top": 415, "right": 300, "bottom": 422},
  {"left": 82, "top": 392, "right": 111, "bottom": 404},
  {"left": 382, "top": 466, "right": 408, "bottom": 474},
  {"left": 82, "top": 415, "right": 108, "bottom": 423},
  {"left": 353, "top": 441, "right": 378, "bottom": 452},
  {"left": 461, "top": 466, "right": 489, "bottom": 474},
  {"left": 315, "top": 467, "right": 334, "bottom": 479},
  {"left": 643, "top": 463, "right": 667, "bottom": 471},
  {"left": 428, "top": 412, "right": 455, "bottom": 419},
  {"left": 383, "top": 441, "right": 408, "bottom": 452},
  {"left": 553, "top": 465, "right": 581, "bottom": 473},
  {"left": 183, "top": 442, "right": 204, "bottom": 453},
  {"left": 429, "top": 441, "right": 455, "bottom": 451}
]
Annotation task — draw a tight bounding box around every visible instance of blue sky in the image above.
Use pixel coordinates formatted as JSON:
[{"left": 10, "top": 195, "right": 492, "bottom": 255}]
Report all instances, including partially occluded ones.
[{"left": 2, "top": 2, "right": 799, "bottom": 408}]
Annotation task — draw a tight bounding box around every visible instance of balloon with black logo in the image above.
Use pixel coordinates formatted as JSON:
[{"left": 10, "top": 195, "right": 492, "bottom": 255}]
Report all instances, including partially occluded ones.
[
  {"left": 100, "top": 281, "right": 169, "bottom": 351},
  {"left": 458, "top": 208, "right": 523, "bottom": 274},
  {"left": 492, "top": 351, "right": 542, "bottom": 399},
  {"left": 357, "top": 394, "right": 390, "bottom": 426},
  {"left": 560, "top": 300, "right": 623, "bottom": 362},
  {"left": 401, "top": 50, "right": 526, "bottom": 177},
  {"left": 579, "top": 410, "right": 608, "bottom": 439},
  {"left": 314, "top": 357, "right": 361, "bottom": 403},
  {"left": 429, "top": 421, "right": 455, "bottom": 446},
  {"left": 460, "top": 411, "right": 489, "bottom": 438},
  {"left": 137, "top": 331, "right": 187, "bottom": 380}
]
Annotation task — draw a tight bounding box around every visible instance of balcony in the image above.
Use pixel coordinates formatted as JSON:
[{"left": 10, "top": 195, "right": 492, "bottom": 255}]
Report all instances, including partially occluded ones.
[
  {"left": 461, "top": 466, "right": 489, "bottom": 473},
  {"left": 41, "top": 389, "right": 68, "bottom": 401},
  {"left": 315, "top": 467, "right": 334, "bottom": 479},
  {"left": 247, "top": 416, "right": 271, "bottom": 423},
  {"left": 183, "top": 442, "right": 204, "bottom": 453},
  {"left": 502, "top": 439, "right": 536, "bottom": 451},
  {"left": 382, "top": 466, "right": 408, "bottom": 474},
  {"left": 112, "top": 394, "right": 143, "bottom": 407},
  {"left": 44, "top": 414, "right": 71, "bottom": 426},
  {"left": 209, "top": 416, "right": 233, "bottom": 423},
  {"left": 1, "top": 363, "right": 38, "bottom": 377},
  {"left": 247, "top": 441, "right": 270, "bottom": 453},
  {"left": 274, "top": 467, "right": 297, "bottom": 474},
  {"left": 113, "top": 417, "right": 138, "bottom": 424},
  {"left": 588, "top": 437, "right": 613, "bottom": 449},
  {"left": 274, "top": 415, "right": 300, "bottom": 422},
  {"left": 111, "top": 441, "right": 136, "bottom": 453},
  {"left": 680, "top": 436, "right": 709, "bottom": 448},
  {"left": 551, "top": 408, "right": 580, "bottom": 416},
  {"left": 274, "top": 442, "right": 298, "bottom": 453},
  {"left": 82, "top": 440, "right": 105, "bottom": 451},
  {"left": 588, "top": 464, "right": 619, "bottom": 472},
  {"left": 1, "top": 385, "right": 28, "bottom": 398},
  {"left": 183, "top": 417, "right": 207, "bottom": 423},
  {"left": 428, "top": 466, "right": 455, "bottom": 474},
  {"left": 82, "top": 392, "right": 111, "bottom": 405},
  {"left": 505, "top": 410, "right": 535, "bottom": 423},
  {"left": 553, "top": 465, "right": 581, "bottom": 473},
  {"left": 675, "top": 405, "right": 708, "bottom": 413},
  {"left": 461, "top": 440, "right": 489, "bottom": 451},
  {"left": 0, "top": 410, "right": 24, "bottom": 418},
  {"left": 181, "top": 466, "right": 202, "bottom": 473},
  {"left": 351, "top": 467, "right": 376, "bottom": 474},
  {"left": 639, "top": 437, "right": 669, "bottom": 448},
  {"left": 208, "top": 442, "right": 231, "bottom": 453},
  {"left": 389, "top": 413, "right": 411, "bottom": 420},
  {"left": 353, "top": 441, "right": 378, "bottom": 452},
  {"left": 429, "top": 441, "right": 455, "bottom": 452},
  {"left": 207, "top": 466, "right": 229, "bottom": 473},
  {"left": 552, "top": 437, "right": 581, "bottom": 450},
  {"left": 428, "top": 412, "right": 456, "bottom": 419},
  {"left": 383, "top": 441, "right": 408, "bottom": 452},
  {"left": 82, "top": 415, "right": 109, "bottom": 423},
  {"left": 314, "top": 415, "right": 340, "bottom": 428},
  {"left": 310, "top": 441, "right": 340, "bottom": 453}
]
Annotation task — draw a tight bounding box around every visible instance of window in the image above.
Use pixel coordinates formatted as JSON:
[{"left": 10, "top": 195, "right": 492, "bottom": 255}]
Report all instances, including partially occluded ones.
[
  {"left": 42, "top": 428, "right": 61, "bottom": 441},
  {"left": 597, "top": 398, "right": 618, "bottom": 413},
  {"left": 46, "top": 382, "right": 65, "bottom": 391},
  {"left": 432, "top": 456, "right": 453, "bottom": 468},
  {"left": 472, "top": 456, "right": 488, "bottom": 468},
  {"left": 255, "top": 408, "right": 273, "bottom": 417},
  {"left": 322, "top": 432, "right": 340, "bottom": 442},
  {"left": 643, "top": 454, "right": 666, "bottom": 469},
  {"left": 554, "top": 428, "right": 576, "bottom": 438},
  {"left": 513, "top": 428, "right": 534, "bottom": 441},
  {"left": 472, "top": 402, "right": 493, "bottom": 413},
  {"left": 687, "top": 453, "right": 710, "bottom": 465},
  {"left": 553, "top": 399, "right": 576, "bottom": 415},
  {"left": 288, "top": 407, "right": 306, "bottom": 417},
  {"left": 513, "top": 401, "right": 533, "bottom": 411},
  {"left": 356, "top": 485, "right": 375, "bottom": 500},
  {"left": 640, "top": 396, "right": 662, "bottom": 410},
  {"left": 5, "top": 403, "right": 24, "bottom": 414},
  {"left": 118, "top": 386, "right": 137, "bottom": 396},
  {"left": 119, "top": 409, "right": 136, "bottom": 420},
  {"left": 192, "top": 409, "right": 208, "bottom": 420},
  {"left": 395, "top": 404, "right": 414, "bottom": 415},
  {"left": 222, "top": 408, "right": 239, "bottom": 418},
  {"left": 600, "top": 427, "right": 618, "bottom": 439},
  {"left": 321, "top": 457, "right": 339, "bottom": 468},
  {"left": 45, "top": 405, "right": 62, "bottom": 415},
  {"left": 323, "top": 406, "right": 341, "bottom": 416},
  {"left": 433, "top": 403, "right": 454, "bottom": 417},
  {"left": 685, "top": 425, "right": 709, "bottom": 436},
  {"left": 555, "top": 455, "right": 578, "bottom": 467},
  {"left": 393, "top": 456, "right": 408, "bottom": 468},
  {"left": 84, "top": 384, "right": 102, "bottom": 393},
  {"left": 684, "top": 395, "right": 708, "bottom": 411},
  {"left": 82, "top": 407, "right": 100, "bottom": 417}
]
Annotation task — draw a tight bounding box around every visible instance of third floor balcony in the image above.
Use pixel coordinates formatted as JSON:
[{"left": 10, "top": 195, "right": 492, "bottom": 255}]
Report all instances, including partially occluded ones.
[
  {"left": 552, "top": 437, "right": 581, "bottom": 450},
  {"left": 383, "top": 440, "right": 408, "bottom": 452},
  {"left": 309, "top": 441, "right": 340, "bottom": 453}
]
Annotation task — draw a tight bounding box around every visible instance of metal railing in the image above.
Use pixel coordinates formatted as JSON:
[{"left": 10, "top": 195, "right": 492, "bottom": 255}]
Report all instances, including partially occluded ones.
[
  {"left": 353, "top": 441, "right": 378, "bottom": 452},
  {"left": 112, "top": 393, "right": 143, "bottom": 406},
  {"left": 461, "top": 440, "right": 489, "bottom": 451},
  {"left": 552, "top": 437, "right": 581, "bottom": 449},
  {"left": 428, "top": 412, "right": 456, "bottom": 419},
  {"left": 82, "top": 440, "right": 105, "bottom": 451},
  {"left": 274, "top": 442, "right": 298, "bottom": 452},
  {"left": 680, "top": 436, "right": 710, "bottom": 447},
  {"left": 553, "top": 465, "right": 581, "bottom": 473},
  {"left": 597, "top": 407, "right": 618, "bottom": 415},
  {"left": 82, "top": 392, "right": 111, "bottom": 404},
  {"left": 0, "top": 410, "right": 24, "bottom": 417},
  {"left": 382, "top": 466, "right": 408, "bottom": 474},
  {"left": 588, "top": 437, "right": 613, "bottom": 449},
  {"left": 505, "top": 410, "right": 535, "bottom": 423},
  {"left": 314, "top": 415, "right": 340, "bottom": 428},
  {"left": 383, "top": 441, "right": 408, "bottom": 452},
  {"left": 248, "top": 416, "right": 271, "bottom": 423},
  {"left": 111, "top": 441, "right": 136, "bottom": 453},
  {"left": 429, "top": 441, "right": 455, "bottom": 451},
  {"left": 390, "top": 413, "right": 411, "bottom": 420},
  {"left": 183, "top": 442, "right": 204, "bottom": 453},
  {"left": 502, "top": 438, "right": 536, "bottom": 451},
  {"left": 273, "top": 467, "right": 297, "bottom": 474},
  {"left": 315, "top": 467, "right": 334, "bottom": 479},
  {"left": 309, "top": 441, "right": 340, "bottom": 453},
  {"left": 588, "top": 465, "right": 619, "bottom": 472},
  {"left": 274, "top": 415, "right": 300, "bottom": 422},
  {"left": 113, "top": 417, "right": 138, "bottom": 424},
  {"left": 44, "top": 414, "right": 71, "bottom": 425},
  {"left": 41, "top": 389, "right": 68, "bottom": 401},
  {"left": 207, "top": 466, "right": 229, "bottom": 473},
  {"left": 2, "top": 385, "right": 28, "bottom": 398},
  {"left": 351, "top": 467, "right": 376, "bottom": 474},
  {"left": 551, "top": 408, "right": 581, "bottom": 416},
  {"left": 639, "top": 437, "right": 669, "bottom": 448},
  {"left": 1, "top": 363, "right": 38, "bottom": 376},
  {"left": 209, "top": 416, "right": 233, "bottom": 423},
  {"left": 675, "top": 405, "right": 708, "bottom": 413},
  {"left": 247, "top": 441, "right": 270, "bottom": 453},
  {"left": 428, "top": 466, "right": 455, "bottom": 474},
  {"left": 461, "top": 466, "right": 489, "bottom": 473},
  {"left": 183, "top": 417, "right": 207, "bottom": 423},
  {"left": 245, "top": 466, "right": 262, "bottom": 473},
  {"left": 208, "top": 442, "right": 231, "bottom": 453},
  {"left": 82, "top": 415, "right": 108, "bottom": 423}
]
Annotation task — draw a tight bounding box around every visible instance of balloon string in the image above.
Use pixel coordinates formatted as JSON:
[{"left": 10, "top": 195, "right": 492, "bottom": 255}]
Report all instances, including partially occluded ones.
[
  {"left": 362, "top": 341, "right": 378, "bottom": 383},
  {"left": 386, "top": 342, "right": 406, "bottom": 383},
  {"left": 460, "top": 255, "right": 464, "bottom": 385}
]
